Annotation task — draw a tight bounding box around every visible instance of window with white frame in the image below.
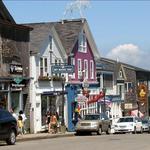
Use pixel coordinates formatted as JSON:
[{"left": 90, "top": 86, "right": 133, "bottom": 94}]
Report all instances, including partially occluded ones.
[
  {"left": 90, "top": 60, "right": 94, "bottom": 79},
  {"left": 71, "top": 57, "right": 75, "bottom": 78},
  {"left": 78, "top": 30, "right": 87, "bottom": 53},
  {"left": 78, "top": 59, "right": 82, "bottom": 79},
  {"left": 40, "top": 57, "right": 48, "bottom": 76},
  {"left": 119, "top": 70, "right": 123, "bottom": 78},
  {"left": 84, "top": 59, "right": 88, "bottom": 79},
  {"left": 125, "top": 82, "right": 133, "bottom": 92}
]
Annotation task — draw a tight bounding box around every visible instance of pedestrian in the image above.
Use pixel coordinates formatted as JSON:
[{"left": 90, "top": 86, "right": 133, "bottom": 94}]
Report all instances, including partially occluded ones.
[
  {"left": 17, "top": 115, "right": 23, "bottom": 135},
  {"left": 50, "top": 112, "right": 58, "bottom": 134},
  {"left": 10, "top": 108, "right": 18, "bottom": 120},
  {"left": 19, "top": 110, "right": 27, "bottom": 134},
  {"left": 46, "top": 111, "right": 51, "bottom": 133}
]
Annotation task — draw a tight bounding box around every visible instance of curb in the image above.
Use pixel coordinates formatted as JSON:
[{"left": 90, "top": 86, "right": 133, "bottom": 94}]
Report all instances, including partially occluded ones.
[{"left": 17, "top": 133, "right": 75, "bottom": 142}]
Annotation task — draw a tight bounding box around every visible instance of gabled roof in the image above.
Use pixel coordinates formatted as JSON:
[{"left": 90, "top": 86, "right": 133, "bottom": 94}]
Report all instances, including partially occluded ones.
[
  {"left": 23, "top": 22, "right": 53, "bottom": 55},
  {"left": 0, "top": 0, "right": 15, "bottom": 23},
  {"left": 54, "top": 18, "right": 100, "bottom": 59},
  {"left": 53, "top": 19, "right": 83, "bottom": 55},
  {"left": 24, "top": 18, "right": 100, "bottom": 60}
]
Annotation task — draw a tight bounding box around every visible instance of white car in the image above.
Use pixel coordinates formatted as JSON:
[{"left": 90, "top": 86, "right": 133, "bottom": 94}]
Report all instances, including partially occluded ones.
[{"left": 114, "top": 116, "right": 143, "bottom": 134}]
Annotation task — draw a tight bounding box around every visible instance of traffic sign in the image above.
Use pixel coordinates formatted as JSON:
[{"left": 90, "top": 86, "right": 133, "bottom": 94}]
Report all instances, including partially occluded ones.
[{"left": 51, "top": 65, "right": 75, "bottom": 74}]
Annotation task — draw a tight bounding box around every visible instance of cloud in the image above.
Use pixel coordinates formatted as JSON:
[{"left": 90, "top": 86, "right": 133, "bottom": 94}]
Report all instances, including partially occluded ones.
[{"left": 106, "top": 43, "right": 149, "bottom": 69}]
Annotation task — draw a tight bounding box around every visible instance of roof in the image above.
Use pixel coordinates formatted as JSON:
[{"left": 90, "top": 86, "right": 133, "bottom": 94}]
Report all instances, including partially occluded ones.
[
  {"left": 99, "top": 57, "right": 150, "bottom": 72},
  {"left": 53, "top": 19, "right": 84, "bottom": 55},
  {"left": 23, "top": 22, "right": 53, "bottom": 55},
  {"left": 0, "top": 0, "right": 15, "bottom": 23},
  {"left": 24, "top": 18, "right": 100, "bottom": 59}
]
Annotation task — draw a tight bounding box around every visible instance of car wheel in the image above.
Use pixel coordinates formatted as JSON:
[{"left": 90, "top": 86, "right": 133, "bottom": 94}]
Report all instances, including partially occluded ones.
[
  {"left": 132, "top": 127, "right": 136, "bottom": 134},
  {"left": 148, "top": 127, "right": 150, "bottom": 134},
  {"left": 97, "top": 127, "right": 102, "bottom": 135},
  {"left": 6, "top": 130, "right": 16, "bottom": 145},
  {"left": 106, "top": 127, "right": 111, "bottom": 135}
]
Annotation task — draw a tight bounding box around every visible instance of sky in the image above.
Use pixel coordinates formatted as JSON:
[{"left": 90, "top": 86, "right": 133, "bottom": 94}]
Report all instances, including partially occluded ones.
[{"left": 3, "top": 0, "right": 150, "bottom": 70}]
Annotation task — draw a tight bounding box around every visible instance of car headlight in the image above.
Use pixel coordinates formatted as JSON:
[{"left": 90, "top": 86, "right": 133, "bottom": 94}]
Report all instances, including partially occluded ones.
[{"left": 129, "top": 123, "right": 133, "bottom": 126}]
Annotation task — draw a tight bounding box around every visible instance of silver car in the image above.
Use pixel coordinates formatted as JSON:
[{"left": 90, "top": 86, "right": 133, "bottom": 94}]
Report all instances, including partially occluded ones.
[{"left": 75, "top": 113, "right": 111, "bottom": 135}]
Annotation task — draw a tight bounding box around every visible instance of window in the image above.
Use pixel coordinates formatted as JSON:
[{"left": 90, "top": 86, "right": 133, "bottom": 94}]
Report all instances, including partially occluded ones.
[
  {"left": 40, "top": 58, "right": 43, "bottom": 76},
  {"left": 40, "top": 57, "right": 48, "bottom": 76},
  {"left": 119, "top": 70, "right": 123, "bottom": 78},
  {"left": 90, "top": 60, "right": 94, "bottom": 79},
  {"left": 84, "top": 60, "right": 88, "bottom": 79},
  {"left": 71, "top": 58, "right": 75, "bottom": 79},
  {"left": 49, "top": 35, "right": 52, "bottom": 50},
  {"left": 103, "top": 73, "right": 113, "bottom": 88},
  {"left": 78, "top": 59, "right": 82, "bottom": 79},
  {"left": 125, "top": 82, "right": 133, "bottom": 92},
  {"left": 78, "top": 30, "right": 87, "bottom": 53}
]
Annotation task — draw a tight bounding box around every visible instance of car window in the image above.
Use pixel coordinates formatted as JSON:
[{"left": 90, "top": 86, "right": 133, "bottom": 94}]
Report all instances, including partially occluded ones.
[
  {"left": 84, "top": 115, "right": 100, "bottom": 120},
  {"left": 118, "top": 117, "right": 133, "bottom": 122}
]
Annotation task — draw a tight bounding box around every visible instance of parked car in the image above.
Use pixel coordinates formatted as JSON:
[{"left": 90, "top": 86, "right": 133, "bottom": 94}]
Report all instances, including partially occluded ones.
[
  {"left": 0, "top": 109, "right": 18, "bottom": 145},
  {"left": 142, "top": 119, "right": 150, "bottom": 132},
  {"left": 75, "top": 113, "right": 111, "bottom": 135},
  {"left": 114, "top": 116, "right": 143, "bottom": 134}
]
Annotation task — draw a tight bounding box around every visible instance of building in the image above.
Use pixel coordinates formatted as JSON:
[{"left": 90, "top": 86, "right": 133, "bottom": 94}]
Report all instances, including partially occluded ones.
[
  {"left": 26, "top": 18, "right": 101, "bottom": 133},
  {"left": 96, "top": 57, "right": 150, "bottom": 122},
  {"left": 0, "top": 0, "right": 32, "bottom": 131}
]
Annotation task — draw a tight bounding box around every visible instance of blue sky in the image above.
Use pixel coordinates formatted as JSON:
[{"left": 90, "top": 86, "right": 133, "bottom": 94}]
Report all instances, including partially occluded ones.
[{"left": 3, "top": 0, "right": 150, "bottom": 70}]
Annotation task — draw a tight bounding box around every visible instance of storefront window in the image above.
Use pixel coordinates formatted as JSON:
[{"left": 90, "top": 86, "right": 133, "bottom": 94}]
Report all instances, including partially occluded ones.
[
  {"left": 41, "top": 95, "right": 56, "bottom": 126},
  {"left": 0, "top": 93, "right": 8, "bottom": 109},
  {"left": 11, "top": 92, "right": 20, "bottom": 113}
]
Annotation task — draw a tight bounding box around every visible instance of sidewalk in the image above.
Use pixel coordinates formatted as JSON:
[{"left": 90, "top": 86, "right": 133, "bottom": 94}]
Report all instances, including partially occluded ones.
[{"left": 17, "top": 132, "right": 75, "bottom": 142}]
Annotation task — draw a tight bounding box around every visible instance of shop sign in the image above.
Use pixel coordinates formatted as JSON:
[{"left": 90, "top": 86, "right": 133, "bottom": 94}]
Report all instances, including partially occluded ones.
[
  {"left": 13, "top": 77, "right": 23, "bottom": 84},
  {"left": 124, "top": 103, "right": 132, "bottom": 109},
  {"left": 10, "top": 64, "right": 23, "bottom": 74},
  {"left": 138, "top": 83, "right": 147, "bottom": 102}
]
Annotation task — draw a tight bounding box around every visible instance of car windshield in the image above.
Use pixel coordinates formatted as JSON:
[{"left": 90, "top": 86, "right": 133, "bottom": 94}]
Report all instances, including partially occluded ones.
[
  {"left": 142, "top": 120, "right": 148, "bottom": 124},
  {"left": 118, "top": 117, "right": 133, "bottom": 123},
  {"left": 84, "top": 115, "right": 100, "bottom": 120}
]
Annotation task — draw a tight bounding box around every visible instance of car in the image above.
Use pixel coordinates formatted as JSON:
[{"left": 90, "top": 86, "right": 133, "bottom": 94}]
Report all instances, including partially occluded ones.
[
  {"left": 114, "top": 116, "right": 143, "bottom": 134},
  {"left": 142, "top": 119, "right": 150, "bottom": 132},
  {"left": 0, "top": 109, "right": 18, "bottom": 145},
  {"left": 75, "top": 113, "right": 111, "bottom": 135}
]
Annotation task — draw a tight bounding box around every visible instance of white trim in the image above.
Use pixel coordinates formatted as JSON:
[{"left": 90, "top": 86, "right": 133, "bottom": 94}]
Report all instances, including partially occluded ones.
[
  {"left": 77, "top": 59, "right": 82, "bottom": 79},
  {"left": 78, "top": 30, "right": 87, "bottom": 53},
  {"left": 90, "top": 60, "right": 94, "bottom": 79},
  {"left": 84, "top": 59, "right": 88, "bottom": 79}
]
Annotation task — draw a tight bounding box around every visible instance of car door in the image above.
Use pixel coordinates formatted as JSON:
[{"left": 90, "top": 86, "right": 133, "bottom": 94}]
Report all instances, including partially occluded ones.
[{"left": 0, "top": 110, "right": 8, "bottom": 137}]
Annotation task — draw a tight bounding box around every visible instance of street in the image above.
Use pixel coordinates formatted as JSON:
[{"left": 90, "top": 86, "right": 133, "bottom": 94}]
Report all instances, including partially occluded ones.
[{"left": 0, "top": 134, "right": 150, "bottom": 150}]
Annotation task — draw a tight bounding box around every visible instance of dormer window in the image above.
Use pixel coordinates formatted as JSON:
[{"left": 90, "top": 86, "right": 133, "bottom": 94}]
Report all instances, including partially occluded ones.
[{"left": 78, "top": 30, "right": 87, "bottom": 53}]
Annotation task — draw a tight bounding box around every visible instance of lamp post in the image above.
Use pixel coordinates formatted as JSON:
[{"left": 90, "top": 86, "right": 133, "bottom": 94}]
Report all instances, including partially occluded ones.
[
  {"left": 61, "top": 75, "right": 65, "bottom": 126},
  {"left": 102, "top": 88, "right": 106, "bottom": 113}
]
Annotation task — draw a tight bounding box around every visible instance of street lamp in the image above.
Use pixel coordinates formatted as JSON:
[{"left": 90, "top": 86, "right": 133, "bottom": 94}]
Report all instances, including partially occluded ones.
[
  {"left": 102, "top": 87, "right": 106, "bottom": 113},
  {"left": 61, "top": 75, "right": 65, "bottom": 127}
]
